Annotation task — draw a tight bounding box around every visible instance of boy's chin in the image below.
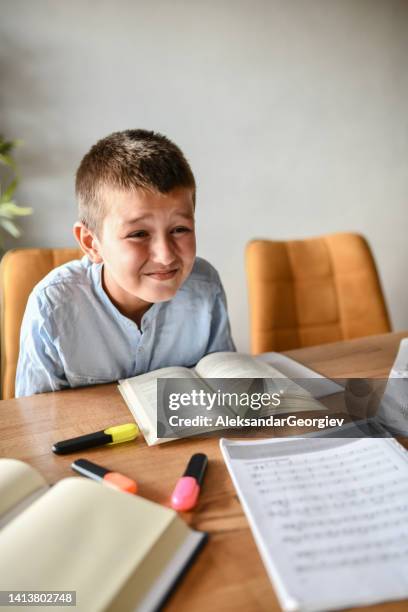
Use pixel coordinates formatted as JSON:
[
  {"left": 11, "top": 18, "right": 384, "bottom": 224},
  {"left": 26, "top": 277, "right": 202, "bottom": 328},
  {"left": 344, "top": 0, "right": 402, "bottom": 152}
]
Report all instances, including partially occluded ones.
[
  {"left": 138, "top": 284, "right": 180, "bottom": 304},
  {"left": 135, "top": 267, "right": 193, "bottom": 303}
]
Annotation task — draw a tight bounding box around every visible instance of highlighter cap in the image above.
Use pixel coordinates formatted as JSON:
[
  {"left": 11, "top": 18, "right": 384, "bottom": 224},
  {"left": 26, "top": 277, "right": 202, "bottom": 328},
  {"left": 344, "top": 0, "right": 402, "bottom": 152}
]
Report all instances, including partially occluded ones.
[
  {"left": 184, "top": 453, "right": 208, "bottom": 486},
  {"left": 105, "top": 423, "right": 139, "bottom": 444},
  {"left": 104, "top": 472, "right": 138, "bottom": 494},
  {"left": 171, "top": 477, "right": 199, "bottom": 511}
]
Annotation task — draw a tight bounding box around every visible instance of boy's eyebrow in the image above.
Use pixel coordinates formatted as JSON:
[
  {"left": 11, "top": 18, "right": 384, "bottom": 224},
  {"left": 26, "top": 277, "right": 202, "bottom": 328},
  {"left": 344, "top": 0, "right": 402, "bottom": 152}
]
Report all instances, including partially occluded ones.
[
  {"left": 121, "top": 214, "right": 152, "bottom": 227},
  {"left": 172, "top": 211, "right": 195, "bottom": 220},
  {"left": 121, "top": 211, "right": 194, "bottom": 227}
]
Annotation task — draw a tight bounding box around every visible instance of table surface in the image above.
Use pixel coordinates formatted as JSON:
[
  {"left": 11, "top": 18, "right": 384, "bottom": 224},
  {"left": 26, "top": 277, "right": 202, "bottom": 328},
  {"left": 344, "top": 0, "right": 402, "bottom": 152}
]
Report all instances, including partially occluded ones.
[{"left": 1, "top": 330, "right": 408, "bottom": 612}]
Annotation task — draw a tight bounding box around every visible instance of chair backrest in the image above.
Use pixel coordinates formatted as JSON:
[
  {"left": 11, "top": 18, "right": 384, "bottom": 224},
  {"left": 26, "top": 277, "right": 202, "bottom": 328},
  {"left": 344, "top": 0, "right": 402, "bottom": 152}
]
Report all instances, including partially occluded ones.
[
  {"left": 0, "top": 248, "right": 83, "bottom": 399},
  {"left": 246, "top": 232, "right": 391, "bottom": 354}
]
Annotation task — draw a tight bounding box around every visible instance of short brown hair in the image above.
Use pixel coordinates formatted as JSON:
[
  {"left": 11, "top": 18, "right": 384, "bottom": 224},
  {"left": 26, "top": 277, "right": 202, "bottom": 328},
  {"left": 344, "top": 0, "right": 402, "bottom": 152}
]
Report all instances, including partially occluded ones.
[{"left": 75, "top": 129, "right": 195, "bottom": 235}]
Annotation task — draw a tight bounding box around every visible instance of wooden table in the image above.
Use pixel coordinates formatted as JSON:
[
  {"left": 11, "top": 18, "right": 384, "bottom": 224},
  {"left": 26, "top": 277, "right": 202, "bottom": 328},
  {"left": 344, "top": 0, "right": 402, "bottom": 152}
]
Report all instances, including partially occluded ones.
[{"left": 1, "top": 331, "right": 408, "bottom": 612}]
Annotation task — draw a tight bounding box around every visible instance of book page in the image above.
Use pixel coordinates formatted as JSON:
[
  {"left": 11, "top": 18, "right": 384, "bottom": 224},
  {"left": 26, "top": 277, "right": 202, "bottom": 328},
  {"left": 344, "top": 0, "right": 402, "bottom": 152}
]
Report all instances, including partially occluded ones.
[
  {"left": 0, "top": 459, "right": 47, "bottom": 521},
  {"left": 119, "top": 367, "right": 219, "bottom": 444},
  {"left": 196, "top": 352, "right": 285, "bottom": 379},
  {"left": 257, "top": 352, "right": 344, "bottom": 398},
  {"left": 221, "top": 436, "right": 408, "bottom": 612},
  {"left": 120, "top": 366, "right": 200, "bottom": 410},
  {"left": 195, "top": 352, "right": 326, "bottom": 417},
  {"left": 196, "top": 352, "right": 285, "bottom": 408}
]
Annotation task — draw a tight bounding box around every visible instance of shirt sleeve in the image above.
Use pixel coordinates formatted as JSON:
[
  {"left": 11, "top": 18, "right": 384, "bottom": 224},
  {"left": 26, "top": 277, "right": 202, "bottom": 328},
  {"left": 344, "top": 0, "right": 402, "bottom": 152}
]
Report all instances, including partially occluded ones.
[
  {"left": 15, "top": 292, "right": 69, "bottom": 398},
  {"left": 205, "top": 281, "right": 236, "bottom": 354}
]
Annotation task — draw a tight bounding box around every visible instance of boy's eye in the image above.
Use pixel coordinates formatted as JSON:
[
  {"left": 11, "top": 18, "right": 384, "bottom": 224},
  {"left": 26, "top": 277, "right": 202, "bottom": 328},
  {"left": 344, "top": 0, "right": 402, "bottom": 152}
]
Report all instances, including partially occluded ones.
[
  {"left": 127, "top": 230, "right": 149, "bottom": 239},
  {"left": 171, "top": 226, "right": 191, "bottom": 235}
]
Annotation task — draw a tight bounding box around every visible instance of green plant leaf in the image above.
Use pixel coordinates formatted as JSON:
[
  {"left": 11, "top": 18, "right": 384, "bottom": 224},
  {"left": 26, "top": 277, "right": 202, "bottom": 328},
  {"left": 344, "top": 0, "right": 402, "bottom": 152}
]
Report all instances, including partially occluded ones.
[
  {"left": 0, "top": 178, "right": 19, "bottom": 202},
  {"left": 0, "top": 137, "right": 27, "bottom": 241},
  {"left": 0, "top": 201, "right": 32, "bottom": 217},
  {"left": 0, "top": 218, "right": 22, "bottom": 238},
  {"left": 0, "top": 141, "right": 13, "bottom": 155},
  {"left": 0, "top": 153, "right": 16, "bottom": 170},
  {"left": 13, "top": 206, "right": 32, "bottom": 216},
  {"left": 0, "top": 137, "right": 21, "bottom": 154},
  {"left": 0, "top": 205, "right": 15, "bottom": 218}
]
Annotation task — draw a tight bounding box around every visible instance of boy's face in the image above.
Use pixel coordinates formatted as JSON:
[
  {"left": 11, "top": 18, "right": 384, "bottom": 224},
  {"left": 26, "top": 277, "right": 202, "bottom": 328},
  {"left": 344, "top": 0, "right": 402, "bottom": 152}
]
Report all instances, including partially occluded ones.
[{"left": 92, "top": 186, "right": 196, "bottom": 313}]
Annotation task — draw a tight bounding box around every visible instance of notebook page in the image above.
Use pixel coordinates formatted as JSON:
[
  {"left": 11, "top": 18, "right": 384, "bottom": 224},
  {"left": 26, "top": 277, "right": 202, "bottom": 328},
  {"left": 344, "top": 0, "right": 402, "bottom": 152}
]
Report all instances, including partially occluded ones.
[
  {"left": 221, "top": 436, "right": 408, "bottom": 612},
  {"left": 0, "top": 459, "right": 47, "bottom": 519},
  {"left": 0, "top": 478, "right": 176, "bottom": 612}
]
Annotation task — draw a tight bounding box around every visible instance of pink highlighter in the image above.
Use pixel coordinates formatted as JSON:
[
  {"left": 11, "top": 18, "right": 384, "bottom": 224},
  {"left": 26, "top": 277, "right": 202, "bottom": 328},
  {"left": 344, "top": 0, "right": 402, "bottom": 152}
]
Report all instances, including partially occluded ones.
[{"left": 171, "top": 453, "right": 208, "bottom": 511}]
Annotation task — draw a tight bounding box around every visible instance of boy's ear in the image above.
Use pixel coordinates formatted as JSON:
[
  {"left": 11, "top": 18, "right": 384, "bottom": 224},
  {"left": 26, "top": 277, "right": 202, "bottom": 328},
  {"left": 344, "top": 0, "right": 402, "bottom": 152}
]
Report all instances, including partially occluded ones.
[{"left": 73, "top": 222, "right": 103, "bottom": 263}]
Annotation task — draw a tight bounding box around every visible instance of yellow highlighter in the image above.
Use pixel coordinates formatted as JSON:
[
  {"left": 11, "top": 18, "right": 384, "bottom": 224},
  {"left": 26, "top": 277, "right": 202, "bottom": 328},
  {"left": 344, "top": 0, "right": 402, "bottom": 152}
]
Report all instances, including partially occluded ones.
[{"left": 52, "top": 423, "right": 139, "bottom": 455}]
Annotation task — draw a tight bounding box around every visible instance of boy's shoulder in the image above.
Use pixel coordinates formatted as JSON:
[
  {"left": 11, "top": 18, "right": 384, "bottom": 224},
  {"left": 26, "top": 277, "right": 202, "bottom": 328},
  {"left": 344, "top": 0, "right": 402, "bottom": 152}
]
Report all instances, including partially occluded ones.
[{"left": 31, "top": 255, "right": 96, "bottom": 305}]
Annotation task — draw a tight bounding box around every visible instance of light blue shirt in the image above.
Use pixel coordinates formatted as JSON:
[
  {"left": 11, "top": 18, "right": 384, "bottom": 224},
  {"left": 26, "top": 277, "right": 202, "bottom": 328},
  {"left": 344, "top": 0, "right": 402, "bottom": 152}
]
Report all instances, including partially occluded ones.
[{"left": 15, "top": 256, "right": 235, "bottom": 397}]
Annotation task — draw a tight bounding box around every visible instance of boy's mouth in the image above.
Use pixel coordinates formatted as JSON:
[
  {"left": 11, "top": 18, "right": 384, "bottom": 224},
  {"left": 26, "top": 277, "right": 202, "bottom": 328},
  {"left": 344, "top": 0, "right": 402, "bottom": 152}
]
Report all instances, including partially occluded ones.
[{"left": 145, "top": 268, "right": 179, "bottom": 281}]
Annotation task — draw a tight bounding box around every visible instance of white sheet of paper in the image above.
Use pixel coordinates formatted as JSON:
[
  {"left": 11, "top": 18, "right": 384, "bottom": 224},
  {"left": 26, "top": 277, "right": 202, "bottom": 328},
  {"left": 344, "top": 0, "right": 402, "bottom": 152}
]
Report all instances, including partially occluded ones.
[{"left": 221, "top": 435, "right": 408, "bottom": 612}]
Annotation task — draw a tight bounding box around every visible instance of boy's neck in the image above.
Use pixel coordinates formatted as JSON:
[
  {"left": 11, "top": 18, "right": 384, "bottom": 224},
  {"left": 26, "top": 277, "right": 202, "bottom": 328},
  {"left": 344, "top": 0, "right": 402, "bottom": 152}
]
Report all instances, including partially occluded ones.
[{"left": 101, "top": 267, "right": 152, "bottom": 328}]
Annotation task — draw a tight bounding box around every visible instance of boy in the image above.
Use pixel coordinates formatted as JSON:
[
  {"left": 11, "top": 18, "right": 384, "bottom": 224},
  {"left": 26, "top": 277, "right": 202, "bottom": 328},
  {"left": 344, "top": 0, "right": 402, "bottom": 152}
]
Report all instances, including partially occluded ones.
[{"left": 15, "top": 130, "right": 235, "bottom": 397}]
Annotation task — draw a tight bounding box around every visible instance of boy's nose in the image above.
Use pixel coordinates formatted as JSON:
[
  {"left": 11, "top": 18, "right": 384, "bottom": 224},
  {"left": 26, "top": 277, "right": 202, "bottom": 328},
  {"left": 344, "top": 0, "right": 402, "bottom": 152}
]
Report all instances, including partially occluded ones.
[{"left": 150, "top": 236, "right": 177, "bottom": 266}]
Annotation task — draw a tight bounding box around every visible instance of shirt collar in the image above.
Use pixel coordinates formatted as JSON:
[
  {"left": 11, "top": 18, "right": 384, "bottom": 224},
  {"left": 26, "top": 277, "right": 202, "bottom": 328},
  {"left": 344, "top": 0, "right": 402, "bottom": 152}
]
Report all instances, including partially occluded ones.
[{"left": 90, "top": 259, "right": 160, "bottom": 330}]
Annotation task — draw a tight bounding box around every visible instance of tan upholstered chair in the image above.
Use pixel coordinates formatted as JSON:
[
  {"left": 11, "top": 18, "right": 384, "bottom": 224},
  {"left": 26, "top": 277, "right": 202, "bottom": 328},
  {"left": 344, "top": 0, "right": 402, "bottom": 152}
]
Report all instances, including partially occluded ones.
[
  {"left": 0, "top": 248, "right": 82, "bottom": 399},
  {"left": 246, "top": 233, "right": 391, "bottom": 354}
]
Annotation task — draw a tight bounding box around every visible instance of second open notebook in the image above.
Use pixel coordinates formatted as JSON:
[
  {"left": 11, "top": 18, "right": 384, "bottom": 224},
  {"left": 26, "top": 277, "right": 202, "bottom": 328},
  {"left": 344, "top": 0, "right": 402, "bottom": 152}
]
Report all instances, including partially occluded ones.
[{"left": 0, "top": 460, "right": 206, "bottom": 612}]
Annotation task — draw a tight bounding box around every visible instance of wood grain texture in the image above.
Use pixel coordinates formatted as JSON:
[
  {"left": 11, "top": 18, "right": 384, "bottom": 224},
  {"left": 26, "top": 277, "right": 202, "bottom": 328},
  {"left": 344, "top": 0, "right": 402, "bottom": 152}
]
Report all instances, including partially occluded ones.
[{"left": 1, "top": 331, "right": 407, "bottom": 612}]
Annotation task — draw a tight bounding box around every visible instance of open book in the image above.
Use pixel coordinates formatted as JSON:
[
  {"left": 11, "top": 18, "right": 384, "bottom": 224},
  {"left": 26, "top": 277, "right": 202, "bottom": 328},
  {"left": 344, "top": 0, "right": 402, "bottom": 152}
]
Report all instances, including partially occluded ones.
[
  {"left": 221, "top": 432, "right": 408, "bottom": 612},
  {"left": 0, "top": 459, "right": 207, "bottom": 612},
  {"left": 118, "top": 351, "right": 343, "bottom": 446}
]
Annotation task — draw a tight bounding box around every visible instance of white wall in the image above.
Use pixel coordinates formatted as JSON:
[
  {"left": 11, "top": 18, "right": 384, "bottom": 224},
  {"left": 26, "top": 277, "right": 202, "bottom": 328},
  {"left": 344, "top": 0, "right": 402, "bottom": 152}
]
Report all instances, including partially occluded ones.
[{"left": 2, "top": 0, "right": 407, "bottom": 351}]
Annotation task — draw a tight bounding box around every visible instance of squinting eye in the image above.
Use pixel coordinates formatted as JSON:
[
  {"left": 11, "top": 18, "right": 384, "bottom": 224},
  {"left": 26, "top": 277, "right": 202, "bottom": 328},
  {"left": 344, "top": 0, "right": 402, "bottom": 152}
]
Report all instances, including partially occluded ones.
[
  {"left": 172, "top": 226, "right": 191, "bottom": 234},
  {"left": 128, "top": 230, "right": 149, "bottom": 239}
]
